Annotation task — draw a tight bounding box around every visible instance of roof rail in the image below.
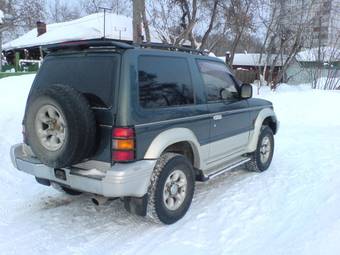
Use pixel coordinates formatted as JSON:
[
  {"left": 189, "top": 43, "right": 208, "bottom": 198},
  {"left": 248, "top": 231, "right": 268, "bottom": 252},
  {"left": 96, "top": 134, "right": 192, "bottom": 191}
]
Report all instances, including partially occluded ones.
[
  {"left": 42, "top": 39, "right": 207, "bottom": 56},
  {"left": 138, "top": 42, "right": 205, "bottom": 55},
  {"left": 42, "top": 39, "right": 135, "bottom": 52}
]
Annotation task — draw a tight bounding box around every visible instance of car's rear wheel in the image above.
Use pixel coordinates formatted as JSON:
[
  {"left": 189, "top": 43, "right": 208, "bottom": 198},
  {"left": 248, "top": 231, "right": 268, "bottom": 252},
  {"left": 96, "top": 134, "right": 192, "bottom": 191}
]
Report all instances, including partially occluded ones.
[
  {"left": 246, "top": 126, "right": 274, "bottom": 172},
  {"left": 147, "top": 153, "right": 195, "bottom": 224}
]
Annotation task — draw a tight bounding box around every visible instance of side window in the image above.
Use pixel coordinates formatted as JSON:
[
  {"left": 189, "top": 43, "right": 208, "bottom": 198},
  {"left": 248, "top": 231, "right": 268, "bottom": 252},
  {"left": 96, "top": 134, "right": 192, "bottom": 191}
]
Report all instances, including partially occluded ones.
[
  {"left": 197, "top": 60, "right": 239, "bottom": 102},
  {"left": 138, "top": 56, "right": 194, "bottom": 109}
]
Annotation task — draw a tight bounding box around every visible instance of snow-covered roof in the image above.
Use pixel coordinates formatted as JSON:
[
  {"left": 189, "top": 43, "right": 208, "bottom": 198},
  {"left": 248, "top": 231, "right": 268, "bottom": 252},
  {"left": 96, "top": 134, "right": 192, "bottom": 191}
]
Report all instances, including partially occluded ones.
[
  {"left": 217, "top": 53, "right": 287, "bottom": 67},
  {"left": 3, "top": 13, "right": 161, "bottom": 51},
  {"left": 296, "top": 47, "right": 340, "bottom": 62}
]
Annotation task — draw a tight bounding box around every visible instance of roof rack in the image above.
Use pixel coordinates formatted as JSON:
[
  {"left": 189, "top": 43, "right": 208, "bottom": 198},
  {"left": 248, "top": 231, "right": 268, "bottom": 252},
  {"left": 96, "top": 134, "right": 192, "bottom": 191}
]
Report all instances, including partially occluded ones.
[
  {"left": 139, "top": 42, "right": 205, "bottom": 55},
  {"left": 42, "top": 38, "right": 134, "bottom": 52},
  {"left": 42, "top": 39, "right": 207, "bottom": 56}
]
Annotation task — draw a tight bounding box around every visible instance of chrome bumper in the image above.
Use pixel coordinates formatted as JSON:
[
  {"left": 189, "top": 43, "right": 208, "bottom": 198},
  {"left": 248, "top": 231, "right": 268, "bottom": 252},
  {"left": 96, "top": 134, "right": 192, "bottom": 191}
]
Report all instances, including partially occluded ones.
[{"left": 10, "top": 143, "right": 156, "bottom": 198}]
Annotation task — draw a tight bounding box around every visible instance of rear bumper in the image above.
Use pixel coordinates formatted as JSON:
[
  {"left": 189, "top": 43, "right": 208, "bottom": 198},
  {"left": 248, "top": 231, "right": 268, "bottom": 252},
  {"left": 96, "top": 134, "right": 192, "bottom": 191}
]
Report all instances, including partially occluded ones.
[{"left": 10, "top": 143, "right": 156, "bottom": 198}]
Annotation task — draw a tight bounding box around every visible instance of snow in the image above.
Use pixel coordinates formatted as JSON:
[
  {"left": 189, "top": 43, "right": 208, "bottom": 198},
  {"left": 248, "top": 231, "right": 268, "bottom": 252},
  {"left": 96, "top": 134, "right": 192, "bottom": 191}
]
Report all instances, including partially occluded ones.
[
  {"left": 0, "top": 10, "right": 4, "bottom": 24},
  {"left": 297, "top": 47, "right": 340, "bottom": 62},
  {"left": 3, "top": 13, "right": 161, "bottom": 51},
  {"left": 1, "top": 75, "right": 340, "bottom": 254},
  {"left": 217, "top": 54, "right": 287, "bottom": 67}
]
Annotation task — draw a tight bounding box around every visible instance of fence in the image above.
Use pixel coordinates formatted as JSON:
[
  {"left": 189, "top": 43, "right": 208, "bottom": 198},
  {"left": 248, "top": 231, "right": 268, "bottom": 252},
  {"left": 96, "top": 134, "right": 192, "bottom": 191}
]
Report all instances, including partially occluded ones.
[{"left": 233, "top": 69, "right": 257, "bottom": 84}]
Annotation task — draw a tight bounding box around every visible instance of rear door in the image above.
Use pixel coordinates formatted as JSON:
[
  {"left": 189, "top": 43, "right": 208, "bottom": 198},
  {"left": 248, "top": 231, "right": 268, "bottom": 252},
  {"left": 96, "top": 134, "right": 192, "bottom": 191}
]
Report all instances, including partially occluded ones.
[
  {"left": 30, "top": 52, "right": 120, "bottom": 163},
  {"left": 196, "top": 59, "right": 251, "bottom": 164}
]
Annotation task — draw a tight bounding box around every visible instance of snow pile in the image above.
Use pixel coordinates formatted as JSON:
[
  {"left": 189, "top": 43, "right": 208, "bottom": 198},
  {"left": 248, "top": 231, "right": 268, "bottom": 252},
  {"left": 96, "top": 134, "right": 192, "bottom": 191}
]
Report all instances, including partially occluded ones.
[
  {"left": 3, "top": 13, "right": 161, "bottom": 50},
  {"left": 217, "top": 54, "right": 287, "bottom": 67},
  {"left": 297, "top": 47, "right": 340, "bottom": 62},
  {"left": 1, "top": 75, "right": 340, "bottom": 254}
]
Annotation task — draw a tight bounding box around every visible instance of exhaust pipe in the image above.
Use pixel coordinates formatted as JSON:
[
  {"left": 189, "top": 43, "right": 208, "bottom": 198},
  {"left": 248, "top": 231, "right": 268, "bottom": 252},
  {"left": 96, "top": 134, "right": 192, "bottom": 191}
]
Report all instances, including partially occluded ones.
[{"left": 91, "top": 195, "right": 109, "bottom": 206}]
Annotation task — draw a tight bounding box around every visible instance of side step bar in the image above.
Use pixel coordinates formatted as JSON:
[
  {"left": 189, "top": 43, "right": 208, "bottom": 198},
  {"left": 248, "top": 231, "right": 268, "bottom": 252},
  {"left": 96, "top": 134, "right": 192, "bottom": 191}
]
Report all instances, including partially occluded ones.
[{"left": 196, "top": 157, "right": 251, "bottom": 182}]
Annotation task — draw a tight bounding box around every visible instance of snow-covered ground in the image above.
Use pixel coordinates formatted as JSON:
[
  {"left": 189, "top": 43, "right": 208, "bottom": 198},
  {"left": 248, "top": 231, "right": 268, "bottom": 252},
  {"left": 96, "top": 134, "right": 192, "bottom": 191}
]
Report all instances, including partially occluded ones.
[{"left": 1, "top": 75, "right": 340, "bottom": 255}]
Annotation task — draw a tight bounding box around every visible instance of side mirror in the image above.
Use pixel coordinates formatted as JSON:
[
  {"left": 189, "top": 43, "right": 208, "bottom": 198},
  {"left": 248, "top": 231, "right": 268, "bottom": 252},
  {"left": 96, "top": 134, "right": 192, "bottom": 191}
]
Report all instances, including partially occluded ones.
[{"left": 240, "top": 83, "right": 252, "bottom": 99}]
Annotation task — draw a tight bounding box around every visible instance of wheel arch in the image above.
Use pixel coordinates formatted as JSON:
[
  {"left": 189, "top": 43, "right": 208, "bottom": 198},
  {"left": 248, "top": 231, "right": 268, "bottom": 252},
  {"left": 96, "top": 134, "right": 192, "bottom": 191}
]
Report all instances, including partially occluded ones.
[
  {"left": 247, "top": 108, "right": 278, "bottom": 152},
  {"left": 143, "top": 128, "right": 202, "bottom": 169}
]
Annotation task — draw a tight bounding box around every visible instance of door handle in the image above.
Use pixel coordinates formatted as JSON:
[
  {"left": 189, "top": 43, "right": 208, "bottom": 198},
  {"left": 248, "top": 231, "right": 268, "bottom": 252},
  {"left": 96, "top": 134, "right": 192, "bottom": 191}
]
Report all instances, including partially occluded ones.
[{"left": 213, "top": 114, "right": 222, "bottom": 120}]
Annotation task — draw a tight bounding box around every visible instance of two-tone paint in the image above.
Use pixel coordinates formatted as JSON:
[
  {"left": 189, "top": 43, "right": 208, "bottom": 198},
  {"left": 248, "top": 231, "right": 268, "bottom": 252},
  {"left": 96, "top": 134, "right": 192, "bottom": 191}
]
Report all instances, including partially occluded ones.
[
  {"left": 115, "top": 48, "right": 278, "bottom": 171},
  {"left": 25, "top": 47, "right": 278, "bottom": 173}
]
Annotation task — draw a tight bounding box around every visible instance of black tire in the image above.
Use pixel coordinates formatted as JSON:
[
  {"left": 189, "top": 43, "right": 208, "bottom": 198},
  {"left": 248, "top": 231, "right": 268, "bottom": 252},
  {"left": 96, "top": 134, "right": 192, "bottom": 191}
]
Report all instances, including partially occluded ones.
[
  {"left": 61, "top": 187, "right": 82, "bottom": 196},
  {"left": 25, "top": 85, "right": 96, "bottom": 168},
  {"left": 147, "top": 153, "right": 195, "bottom": 225},
  {"left": 246, "top": 126, "right": 274, "bottom": 172}
]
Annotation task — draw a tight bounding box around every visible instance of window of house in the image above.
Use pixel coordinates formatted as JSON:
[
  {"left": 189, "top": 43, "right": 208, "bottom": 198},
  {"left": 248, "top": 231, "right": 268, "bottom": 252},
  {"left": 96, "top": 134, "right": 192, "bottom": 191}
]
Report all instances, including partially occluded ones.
[
  {"left": 197, "top": 60, "right": 239, "bottom": 102},
  {"left": 138, "top": 56, "right": 194, "bottom": 108}
]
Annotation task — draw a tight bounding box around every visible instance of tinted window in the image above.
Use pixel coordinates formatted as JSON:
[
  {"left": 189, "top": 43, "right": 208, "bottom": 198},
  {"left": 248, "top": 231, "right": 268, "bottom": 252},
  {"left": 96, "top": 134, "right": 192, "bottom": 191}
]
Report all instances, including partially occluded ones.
[
  {"left": 138, "top": 56, "right": 194, "bottom": 108},
  {"left": 197, "top": 60, "right": 238, "bottom": 102},
  {"left": 34, "top": 54, "right": 119, "bottom": 107}
]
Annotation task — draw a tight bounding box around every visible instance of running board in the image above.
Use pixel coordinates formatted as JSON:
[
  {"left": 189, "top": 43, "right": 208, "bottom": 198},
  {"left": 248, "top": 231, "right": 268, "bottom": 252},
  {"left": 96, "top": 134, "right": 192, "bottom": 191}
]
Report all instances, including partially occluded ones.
[{"left": 196, "top": 157, "right": 251, "bottom": 182}]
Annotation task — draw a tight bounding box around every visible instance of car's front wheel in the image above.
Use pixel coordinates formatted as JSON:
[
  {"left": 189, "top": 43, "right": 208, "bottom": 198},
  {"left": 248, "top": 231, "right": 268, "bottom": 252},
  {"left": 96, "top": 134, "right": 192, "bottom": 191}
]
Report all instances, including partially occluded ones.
[
  {"left": 246, "top": 126, "right": 274, "bottom": 172},
  {"left": 147, "top": 153, "right": 195, "bottom": 224}
]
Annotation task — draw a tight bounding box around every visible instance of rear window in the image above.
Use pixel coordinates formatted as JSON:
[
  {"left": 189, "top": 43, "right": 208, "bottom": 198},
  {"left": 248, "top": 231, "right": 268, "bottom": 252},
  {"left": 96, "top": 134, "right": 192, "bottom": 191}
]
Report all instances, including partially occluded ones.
[
  {"left": 33, "top": 53, "right": 119, "bottom": 107},
  {"left": 138, "top": 56, "right": 194, "bottom": 108}
]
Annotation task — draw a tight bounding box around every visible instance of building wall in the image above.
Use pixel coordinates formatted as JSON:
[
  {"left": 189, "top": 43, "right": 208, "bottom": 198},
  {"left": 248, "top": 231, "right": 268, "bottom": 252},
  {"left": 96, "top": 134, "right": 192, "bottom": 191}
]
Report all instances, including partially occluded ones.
[
  {"left": 273, "top": 0, "right": 340, "bottom": 48},
  {"left": 286, "top": 60, "right": 340, "bottom": 85},
  {"left": 286, "top": 61, "right": 313, "bottom": 84},
  {"left": 329, "top": 0, "right": 340, "bottom": 47}
]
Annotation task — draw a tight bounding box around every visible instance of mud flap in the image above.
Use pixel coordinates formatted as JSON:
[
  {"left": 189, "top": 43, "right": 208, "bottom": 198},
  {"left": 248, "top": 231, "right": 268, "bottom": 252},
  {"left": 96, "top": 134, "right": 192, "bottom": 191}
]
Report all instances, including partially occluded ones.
[
  {"left": 35, "top": 177, "right": 51, "bottom": 186},
  {"left": 124, "top": 194, "right": 148, "bottom": 216}
]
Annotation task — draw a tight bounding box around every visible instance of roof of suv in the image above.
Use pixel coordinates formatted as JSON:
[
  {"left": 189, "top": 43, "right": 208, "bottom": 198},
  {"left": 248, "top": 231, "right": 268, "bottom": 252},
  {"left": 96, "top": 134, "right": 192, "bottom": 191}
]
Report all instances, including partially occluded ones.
[{"left": 43, "top": 39, "right": 225, "bottom": 65}]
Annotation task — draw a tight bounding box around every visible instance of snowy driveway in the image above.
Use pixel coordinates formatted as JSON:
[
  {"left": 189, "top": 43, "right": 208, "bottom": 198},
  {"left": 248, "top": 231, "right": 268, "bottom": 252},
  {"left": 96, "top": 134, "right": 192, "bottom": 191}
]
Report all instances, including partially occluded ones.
[{"left": 0, "top": 75, "right": 340, "bottom": 255}]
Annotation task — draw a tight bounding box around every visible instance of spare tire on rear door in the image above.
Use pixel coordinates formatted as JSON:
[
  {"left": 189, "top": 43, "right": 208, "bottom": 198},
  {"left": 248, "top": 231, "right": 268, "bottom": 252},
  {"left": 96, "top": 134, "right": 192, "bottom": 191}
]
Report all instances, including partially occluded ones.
[{"left": 24, "top": 84, "right": 96, "bottom": 168}]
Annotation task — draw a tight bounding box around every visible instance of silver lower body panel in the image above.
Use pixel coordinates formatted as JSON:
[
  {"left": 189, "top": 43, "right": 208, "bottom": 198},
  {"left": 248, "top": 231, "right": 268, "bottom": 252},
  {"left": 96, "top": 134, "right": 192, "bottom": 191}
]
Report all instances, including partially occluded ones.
[{"left": 10, "top": 143, "right": 156, "bottom": 198}]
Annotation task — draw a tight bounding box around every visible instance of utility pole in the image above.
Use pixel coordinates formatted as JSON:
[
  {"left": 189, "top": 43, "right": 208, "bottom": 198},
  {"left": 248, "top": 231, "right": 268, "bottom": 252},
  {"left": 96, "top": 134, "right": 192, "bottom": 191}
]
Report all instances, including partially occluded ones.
[{"left": 133, "top": 0, "right": 143, "bottom": 43}]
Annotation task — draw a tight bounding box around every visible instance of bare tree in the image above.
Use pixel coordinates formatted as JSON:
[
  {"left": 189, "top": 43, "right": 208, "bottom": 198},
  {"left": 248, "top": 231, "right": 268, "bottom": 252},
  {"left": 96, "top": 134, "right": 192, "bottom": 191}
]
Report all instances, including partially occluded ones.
[
  {"left": 81, "top": 0, "right": 131, "bottom": 16},
  {"left": 0, "top": 0, "right": 45, "bottom": 33},
  {"left": 255, "top": 0, "right": 318, "bottom": 90},
  {"left": 141, "top": 0, "right": 150, "bottom": 42},
  {"left": 199, "top": 0, "right": 219, "bottom": 50},
  {"left": 271, "top": 1, "right": 318, "bottom": 89},
  {"left": 172, "top": 0, "right": 198, "bottom": 47},
  {"left": 220, "top": 0, "right": 255, "bottom": 64},
  {"left": 147, "top": 0, "right": 187, "bottom": 44},
  {"left": 82, "top": 0, "right": 107, "bottom": 14},
  {"left": 15, "top": 0, "right": 45, "bottom": 30},
  {"left": 304, "top": 35, "right": 340, "bottom": 90},
  {"left": 148, "top": 0, "right": 224, "bottom": 48},
  {"left": 0, "top": 0, "right": 18, "bottom": 41},
  {"left": 48, "top": 0, "right": 80, "bottom": 23}
]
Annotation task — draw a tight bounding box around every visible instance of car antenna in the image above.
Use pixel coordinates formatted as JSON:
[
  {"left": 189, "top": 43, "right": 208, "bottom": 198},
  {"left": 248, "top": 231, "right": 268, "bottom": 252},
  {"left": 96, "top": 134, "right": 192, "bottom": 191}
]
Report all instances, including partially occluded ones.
[{"left": 99, "top": 6, "right": 113, "bottom": 39}]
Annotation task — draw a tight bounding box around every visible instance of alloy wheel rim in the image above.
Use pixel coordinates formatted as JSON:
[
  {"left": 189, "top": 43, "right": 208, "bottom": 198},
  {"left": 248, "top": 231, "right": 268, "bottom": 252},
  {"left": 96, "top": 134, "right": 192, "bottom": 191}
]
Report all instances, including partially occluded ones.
[
  {"left": 260, "top": 136, "right": 271, "bottom": 164},
  {"left": 163, "top": 169, "right": 188, "bottom": 211},
  {"left": 35, "top": 105, "right": 66, "bottom": 151}
]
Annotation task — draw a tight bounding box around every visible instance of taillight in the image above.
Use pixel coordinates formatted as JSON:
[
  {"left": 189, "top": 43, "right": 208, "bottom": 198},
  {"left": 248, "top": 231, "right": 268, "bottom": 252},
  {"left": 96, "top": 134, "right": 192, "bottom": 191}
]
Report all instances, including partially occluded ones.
[
  {"left": 112, "top": 127, "right": 135, "bottom": 162},
  {"left": 112, "top": 127, "right": 134, "bottom": 138}
]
